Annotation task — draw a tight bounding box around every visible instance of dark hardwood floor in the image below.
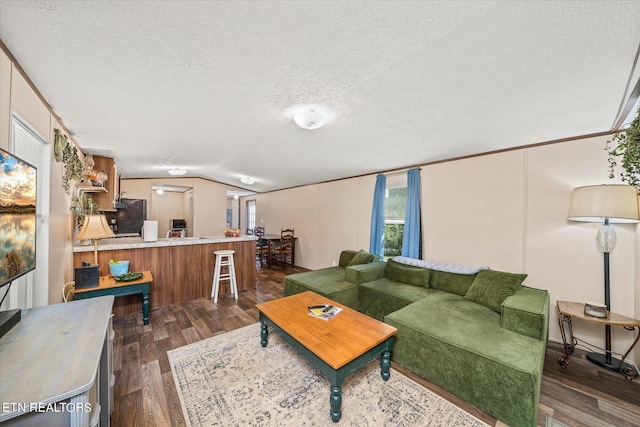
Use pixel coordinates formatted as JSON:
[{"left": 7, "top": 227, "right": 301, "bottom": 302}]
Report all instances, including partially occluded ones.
[{"left": 111, "top": 265, "right": 640, "bottom": 427}]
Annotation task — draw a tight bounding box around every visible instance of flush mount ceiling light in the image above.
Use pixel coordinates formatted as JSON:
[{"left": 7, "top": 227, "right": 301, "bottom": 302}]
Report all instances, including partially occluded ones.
[
  {"left": 156, "top": 188, "right": 164, "bottom": 195},
  {"left": 168, "top": 168, "right": 187, "bottom": 176},
  {"left": 240, "top": 177, "right": 255, "bottom": 185},
  {"left": 294, "top": 110, "right": 326, "bottom": 130}
]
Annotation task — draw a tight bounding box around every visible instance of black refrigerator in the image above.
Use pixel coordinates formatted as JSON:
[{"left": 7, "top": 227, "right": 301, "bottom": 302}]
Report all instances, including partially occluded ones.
[{"left": 105, "top": 198, "right": 147, "bottom": 236}]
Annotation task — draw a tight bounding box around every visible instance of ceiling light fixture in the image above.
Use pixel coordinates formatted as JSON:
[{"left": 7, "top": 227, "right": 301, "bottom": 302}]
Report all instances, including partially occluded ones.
[
  {"left": 168, "top": 168, "right": 187, "bottom": 176},
  {"left": 294, "top": 110, "right": 326, "bottom": 130},
  {"left": 156, "top": 188, "right": 164, "bottom": 195},
  {"left": 241, "top": 177, "right": 255, "bottom": 185}
]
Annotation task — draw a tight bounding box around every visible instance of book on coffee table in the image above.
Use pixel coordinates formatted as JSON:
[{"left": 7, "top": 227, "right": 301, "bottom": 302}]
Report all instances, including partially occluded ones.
[{"left": 308, "top": 304, "right": 342, "bottom": 320}]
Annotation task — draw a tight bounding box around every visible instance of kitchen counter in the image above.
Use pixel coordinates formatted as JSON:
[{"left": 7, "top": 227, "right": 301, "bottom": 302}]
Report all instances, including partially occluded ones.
[
  {"left": 72, "top": 235, "right": 258, "bottom": 316},
  {"left": 73, "top": 235, "right": 257, "bottom": 252}
]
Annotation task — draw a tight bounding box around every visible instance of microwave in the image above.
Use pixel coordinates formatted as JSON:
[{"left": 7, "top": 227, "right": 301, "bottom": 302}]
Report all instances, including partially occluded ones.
[{"left": 170, "top": 219, "right": 186, "bottom": 230}]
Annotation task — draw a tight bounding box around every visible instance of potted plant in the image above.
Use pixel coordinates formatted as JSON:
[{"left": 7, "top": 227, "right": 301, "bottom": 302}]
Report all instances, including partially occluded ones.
[
  {"left": 606, "top": 107, "right": 640, "bottom": 191},
  {"left": 71, "top": 192, "right": 99, "bottom": 229}
]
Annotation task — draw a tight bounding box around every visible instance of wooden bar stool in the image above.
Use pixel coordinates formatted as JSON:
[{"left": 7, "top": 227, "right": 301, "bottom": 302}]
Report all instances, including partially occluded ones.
[{"left": 211, "top": 249, "right": 238, "bottom": 303}]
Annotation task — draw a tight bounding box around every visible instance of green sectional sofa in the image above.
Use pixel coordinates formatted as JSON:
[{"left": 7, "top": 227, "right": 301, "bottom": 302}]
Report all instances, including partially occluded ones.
[
  {"left": 283, "top": 249, "right": 385, "bottom": 310},
  {"left": 284, "top": 251, "right": 550, "bottom": 427}
]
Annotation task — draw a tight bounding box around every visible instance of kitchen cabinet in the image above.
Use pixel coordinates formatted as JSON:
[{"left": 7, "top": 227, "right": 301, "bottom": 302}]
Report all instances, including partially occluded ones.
[{"left": 91, "top": 155, "right": 120, "bottom": 211}]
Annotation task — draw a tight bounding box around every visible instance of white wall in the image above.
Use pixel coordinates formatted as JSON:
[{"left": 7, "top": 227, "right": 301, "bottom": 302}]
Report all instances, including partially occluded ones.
[
  {"left": 121, "top": 177, "right": 244, "bottom": 238},
  {"left": 244, "top": 135, "right": 639, "bottom": 363},
  {"left": 422, "top": 150, "right": 526, "bottom": 270},
  {"left": 151, "top": 191, "right": 185, "bottom": 238},
  {"left": 245, "top": 176, "right": 375, "bottom": 269}
]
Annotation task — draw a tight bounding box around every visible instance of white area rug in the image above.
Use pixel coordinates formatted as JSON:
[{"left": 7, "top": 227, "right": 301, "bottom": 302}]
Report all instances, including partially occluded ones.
[{"left": 168, "top": 323, "right": 489, "bottom": 427}]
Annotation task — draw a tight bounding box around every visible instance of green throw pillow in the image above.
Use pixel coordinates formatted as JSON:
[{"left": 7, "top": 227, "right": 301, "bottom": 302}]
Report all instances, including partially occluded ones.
[
  {"left": 347, "top": 249, "right": 374, "bottom": 266},
  {"left": 464, "top": 269, "right": 527, "bottom": 312}
]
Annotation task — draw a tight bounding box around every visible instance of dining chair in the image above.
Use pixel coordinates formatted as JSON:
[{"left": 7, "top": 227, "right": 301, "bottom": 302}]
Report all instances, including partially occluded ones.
[
  {"left": 254, "top": 226, "right": 269, "bottom": 267},
  {"left": 270, "top": 228, "right": 294, "bottom": 268}
]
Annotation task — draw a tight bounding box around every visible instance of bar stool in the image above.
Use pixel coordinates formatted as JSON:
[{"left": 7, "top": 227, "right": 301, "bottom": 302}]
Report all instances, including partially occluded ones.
[{"left": 211, "top": 250, "right": 238, "bottom": 303}]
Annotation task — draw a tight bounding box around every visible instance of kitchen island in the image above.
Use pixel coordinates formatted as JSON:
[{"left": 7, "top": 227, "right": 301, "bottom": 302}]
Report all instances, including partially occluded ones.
[{"left": 73, "top": 235, "right": 257, "bottom": 316}]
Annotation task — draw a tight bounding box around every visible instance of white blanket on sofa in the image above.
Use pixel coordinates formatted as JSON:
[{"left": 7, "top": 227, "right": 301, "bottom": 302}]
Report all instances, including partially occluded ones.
[{"left": 392, "top": 256, "right": 489, "bottom": 275}]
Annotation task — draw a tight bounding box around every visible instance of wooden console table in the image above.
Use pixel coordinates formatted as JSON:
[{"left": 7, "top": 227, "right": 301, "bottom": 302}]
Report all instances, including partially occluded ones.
[
  {"left": 557, "top": 300, "right": 640, "bottom": 380},
  {"left": 73, "top": 271, "right": 153, "bottom": 325},
  {"left": 0, "top": 296, "right": 114, "bottom": 426}
]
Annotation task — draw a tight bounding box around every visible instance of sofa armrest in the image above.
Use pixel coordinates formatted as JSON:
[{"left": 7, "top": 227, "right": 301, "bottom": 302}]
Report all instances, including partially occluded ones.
[
  {"left": 501, "top": 286, "right": 550, "bottom": 341},
  {"left": 345, "top": 261, "right": 386, "bottom": 284}
]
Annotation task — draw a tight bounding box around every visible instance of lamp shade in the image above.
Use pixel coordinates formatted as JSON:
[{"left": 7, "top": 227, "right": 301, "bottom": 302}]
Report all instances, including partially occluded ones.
[
  {"left": 76, "top": 214, "right": 116, "bottom": 240},
  {"left": 568, "top": 185, "right": 640, "bottom": 224}
]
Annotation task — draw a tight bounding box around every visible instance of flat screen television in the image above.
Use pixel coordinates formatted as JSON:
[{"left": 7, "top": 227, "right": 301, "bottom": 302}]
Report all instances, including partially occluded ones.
[{"left": 0, "top": 148, "right": 37, "bottom": 289}]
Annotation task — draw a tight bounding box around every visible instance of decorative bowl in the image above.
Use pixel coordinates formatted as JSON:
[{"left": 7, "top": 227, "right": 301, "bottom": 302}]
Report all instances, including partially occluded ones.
[
  {"left": 109, "top": 261, "right": 130, "bottom": 276},
  {"left": 224, "top": 228, "right": 241, "bottom": 237}
]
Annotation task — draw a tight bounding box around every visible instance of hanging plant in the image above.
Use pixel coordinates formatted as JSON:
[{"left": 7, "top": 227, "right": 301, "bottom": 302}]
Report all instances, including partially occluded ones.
[
  {"left": 54, "top": 129, "right": 85, "bottom": 194},
  {"left": 606, "top": 107, "right": 640, "bottom": 191},
  {"left": 70, "top": 192, "right": 99, "bottom": 229}
]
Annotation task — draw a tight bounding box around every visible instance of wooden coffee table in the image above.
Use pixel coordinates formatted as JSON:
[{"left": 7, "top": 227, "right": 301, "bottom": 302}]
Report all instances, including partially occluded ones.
[{"left": 256, "top": 291, "right": 397, "bottom": 423}]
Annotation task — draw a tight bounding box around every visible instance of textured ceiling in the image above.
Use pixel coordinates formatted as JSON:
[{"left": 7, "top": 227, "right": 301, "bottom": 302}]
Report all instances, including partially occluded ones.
[{"left": 1, "top": 1, "right": 640, "bottom": 193}]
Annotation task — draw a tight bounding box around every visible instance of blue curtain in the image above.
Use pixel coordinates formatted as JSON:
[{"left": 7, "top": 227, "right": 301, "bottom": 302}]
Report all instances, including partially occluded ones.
[
  {"left": 401, "top": 169, "right": 421, "bottom": 258},
  {"left": 369, "top": 174, "right": 386, "bottom": 261}
]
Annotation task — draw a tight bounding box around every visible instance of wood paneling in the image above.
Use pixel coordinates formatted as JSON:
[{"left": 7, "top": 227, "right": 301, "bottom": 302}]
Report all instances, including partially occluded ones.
[{"left": 73, "top": 240, "right": 257, "bottom": 316}]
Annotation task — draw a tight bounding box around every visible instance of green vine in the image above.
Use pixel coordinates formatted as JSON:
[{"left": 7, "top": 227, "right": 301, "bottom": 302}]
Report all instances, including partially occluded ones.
[
  {"left": 606, "top": 107, "right": 640, "bottom": 192},
  {"left": 54, "top": 128, "right": 85, "bottom": 194}
]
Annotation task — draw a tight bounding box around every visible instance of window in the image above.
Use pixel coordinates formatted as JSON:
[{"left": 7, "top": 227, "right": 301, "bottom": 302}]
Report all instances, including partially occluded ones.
[
  {"left": 384, "top": 176, "right": 407, "bottom": 259},
  {"left": 246, "top": 200, "right": 256, "bottom": 232}
]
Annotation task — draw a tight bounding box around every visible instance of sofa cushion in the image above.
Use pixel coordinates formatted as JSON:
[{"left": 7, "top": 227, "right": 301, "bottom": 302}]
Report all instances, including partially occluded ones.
[
  {"left": 385, "top": 259, "right": 430, "bottom": 288},
  {"left": 338, "top": 250, "right": 358, "bottom": 267},
  {"left": 465, "top": 269, "right": 527, "bottom": 312},
  {"left": 347, "top": 249, "right": 374, "bottom": 266},
  {"left": 283, "top": 266, "right": 359, "bottom": 309},
  {"left": 501, "top": 286, "right": 550, "bottom": 341},
  {"left": 358, "top": 278, "right": 435, "bottom": 321},
  {"left": 345, "top": 261, "right": 386, "bottom": 284},
  {"left": 429, "top": 269, "right": 477, "bottom": 296}
]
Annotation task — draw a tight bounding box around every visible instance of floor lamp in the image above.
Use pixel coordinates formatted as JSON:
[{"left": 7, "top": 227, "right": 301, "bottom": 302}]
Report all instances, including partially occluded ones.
[{"left": 568, "top": 184, "right": 640, "bottom": 371}]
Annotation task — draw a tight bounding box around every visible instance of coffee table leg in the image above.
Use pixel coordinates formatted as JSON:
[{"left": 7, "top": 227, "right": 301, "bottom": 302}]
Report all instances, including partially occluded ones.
[
  {"left": 329, "top": 385, "right": 342, "bottom": 423},
  {"left": 380, "top": 350, "right": 391, "bottom": 381},
  {"left": 260, "top": 322, "right": 269, "bottom": 347}
]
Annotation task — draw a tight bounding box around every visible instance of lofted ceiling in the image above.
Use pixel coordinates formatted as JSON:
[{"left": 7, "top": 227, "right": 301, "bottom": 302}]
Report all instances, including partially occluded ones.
[{"left": 1, "top": 1, "right": 639, "bottom": 193}]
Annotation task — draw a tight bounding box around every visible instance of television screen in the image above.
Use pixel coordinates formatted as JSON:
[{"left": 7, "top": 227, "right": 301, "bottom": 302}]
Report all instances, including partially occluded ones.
[{"left": 0, "top": 148, "right": 37, "bottom": 288}]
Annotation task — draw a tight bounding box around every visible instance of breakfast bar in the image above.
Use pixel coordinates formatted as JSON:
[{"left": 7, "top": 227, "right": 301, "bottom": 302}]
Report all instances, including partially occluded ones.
[{"left": 73, "top": 235, "right": 257, "bottom": 316}]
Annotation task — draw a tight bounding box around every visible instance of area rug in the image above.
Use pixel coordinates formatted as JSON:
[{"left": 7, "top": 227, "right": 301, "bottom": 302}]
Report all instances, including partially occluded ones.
[{"left": 168, "top": 323, "right": 489, "bottom": 427}]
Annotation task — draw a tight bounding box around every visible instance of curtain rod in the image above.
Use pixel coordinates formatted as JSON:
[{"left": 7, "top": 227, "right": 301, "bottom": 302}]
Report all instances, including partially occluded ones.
[{"left": 380, "top": 167, "right": 422, "bottom": 177}]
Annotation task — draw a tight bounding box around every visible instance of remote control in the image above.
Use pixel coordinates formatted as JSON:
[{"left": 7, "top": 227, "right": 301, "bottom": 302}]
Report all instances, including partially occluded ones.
[{"left": 322, "top": 305, "right": 333, "bottom": 313}]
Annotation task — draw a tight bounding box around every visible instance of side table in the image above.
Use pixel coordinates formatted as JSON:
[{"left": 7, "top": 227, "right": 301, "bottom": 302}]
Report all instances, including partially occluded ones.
[
  {"left": 557, "top": 300, "right": 640, "bottom": 380},
  {"left": 73, "top": 271, "right": 153, "bottom": 325}
]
